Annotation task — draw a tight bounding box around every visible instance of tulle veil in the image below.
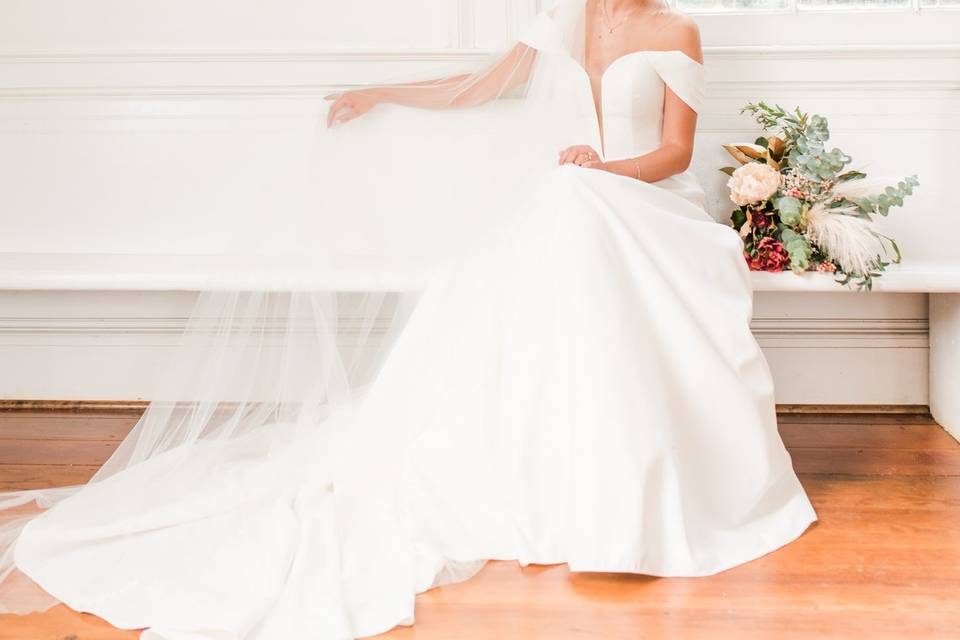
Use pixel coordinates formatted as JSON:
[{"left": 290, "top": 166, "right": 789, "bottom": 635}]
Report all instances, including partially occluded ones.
[{"left": 0, "top": 0, "right": 643, "bottom": 613}]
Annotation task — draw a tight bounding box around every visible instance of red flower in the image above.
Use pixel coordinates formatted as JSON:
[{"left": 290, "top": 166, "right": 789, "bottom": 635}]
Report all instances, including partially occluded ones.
[
  {"left": 752, "top": 211, "right": 773, "bottom": 228},
  {"left": 745, "top": 236, "right": 789, "bottom": 272}
]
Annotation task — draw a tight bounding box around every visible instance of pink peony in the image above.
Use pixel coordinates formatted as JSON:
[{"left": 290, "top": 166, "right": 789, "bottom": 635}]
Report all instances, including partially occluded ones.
[
  {"left": 728, "top": 162, "right": 781, "bottom": 207},
  {"left": 745, "top": 236, "right": 789, "bottom": 272}
]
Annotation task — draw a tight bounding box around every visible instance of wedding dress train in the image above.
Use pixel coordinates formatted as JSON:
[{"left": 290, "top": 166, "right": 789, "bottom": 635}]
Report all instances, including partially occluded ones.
[{"left": 6, "top": 4, "right": 817, "bottom": 639}]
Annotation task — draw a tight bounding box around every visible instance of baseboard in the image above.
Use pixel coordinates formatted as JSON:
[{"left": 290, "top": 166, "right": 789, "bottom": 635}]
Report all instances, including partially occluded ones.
[
  {"left": 775, "top": 404, "right": 931, "bottom": 415},
  {"left": 0, "top": 399, "right": 148, "bottom": 413},
  {"left": 0, "top": 399, "right": 933, "bottom": 417}
]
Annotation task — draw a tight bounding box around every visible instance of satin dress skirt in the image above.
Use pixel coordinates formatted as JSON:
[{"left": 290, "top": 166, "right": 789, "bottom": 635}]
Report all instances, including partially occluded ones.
[{"left": 14, "top": 165, "right": 818, "bottom": 639}]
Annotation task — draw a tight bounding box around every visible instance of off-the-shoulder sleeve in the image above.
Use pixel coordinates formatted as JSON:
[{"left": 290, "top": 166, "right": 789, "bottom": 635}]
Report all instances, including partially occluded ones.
[
  {"left": 644, "top": 51, "right": 706, "bottom": 115},
  {"left": 518, "top": 12, "right": 564, "bottom": 53}
]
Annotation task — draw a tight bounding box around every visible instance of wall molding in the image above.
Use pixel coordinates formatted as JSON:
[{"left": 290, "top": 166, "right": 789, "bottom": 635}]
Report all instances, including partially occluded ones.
[
  {"left": 1, "top": 44, "right": 956, "bottom": 99},
  {"left": 0, "top": 313, "right": 929, "bottom": 344},
  {"left": 1, "top": 43, "right": 957, "bottom": 65},
  {"left": 1, "top": 80, "right": 957, "bottom": 101},
  {"left": 0, "top": 315, "right": 392, "bottom": 337}
]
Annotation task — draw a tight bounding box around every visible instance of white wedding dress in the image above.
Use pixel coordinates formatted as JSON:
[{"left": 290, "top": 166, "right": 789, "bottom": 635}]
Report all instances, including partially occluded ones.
[{"left": 6, "top": 5, "right": 817, "bottom": 639}]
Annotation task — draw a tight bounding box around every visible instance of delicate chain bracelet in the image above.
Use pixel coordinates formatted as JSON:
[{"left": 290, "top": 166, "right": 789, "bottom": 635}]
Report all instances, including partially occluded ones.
[{"left": 630, "top": 157, "right": 643, "bottom": 181}]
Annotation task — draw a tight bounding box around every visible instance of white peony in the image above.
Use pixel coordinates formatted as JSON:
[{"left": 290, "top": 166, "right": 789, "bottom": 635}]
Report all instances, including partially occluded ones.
[{"left": 727, "top": 162, "right": 781, "bottom": 207}]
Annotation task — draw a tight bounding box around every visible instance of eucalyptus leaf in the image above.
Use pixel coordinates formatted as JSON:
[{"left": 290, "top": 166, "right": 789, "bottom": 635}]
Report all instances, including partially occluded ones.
[
  {"left": 780, "top": 228, "right": 813, "bottom": 273},
  {"left": 774, "top": 196, "right": 804, "bottom": 226}
]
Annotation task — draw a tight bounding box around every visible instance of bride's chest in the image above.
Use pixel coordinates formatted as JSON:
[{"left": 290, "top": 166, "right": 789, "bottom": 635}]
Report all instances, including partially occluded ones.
[
  {"left": 568, "top": 52, "right": 668, "bottom": 135},
  {"left": 592, "top": 54, "right": 666, "bottom": 118}
]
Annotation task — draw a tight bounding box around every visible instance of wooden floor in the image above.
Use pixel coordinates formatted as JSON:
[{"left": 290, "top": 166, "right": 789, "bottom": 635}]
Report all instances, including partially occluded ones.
[{"left": 1, "top": 410, "right": 958, "bottom": 640}]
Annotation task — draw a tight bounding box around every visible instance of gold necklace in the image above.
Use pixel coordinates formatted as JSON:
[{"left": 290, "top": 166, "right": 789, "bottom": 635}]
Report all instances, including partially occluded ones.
[
  {"left": 600, "top": 0, "right": 641, "bottom": 35},
  {"left": 597, "top": 0, "right": 663, "bottom": 39}
]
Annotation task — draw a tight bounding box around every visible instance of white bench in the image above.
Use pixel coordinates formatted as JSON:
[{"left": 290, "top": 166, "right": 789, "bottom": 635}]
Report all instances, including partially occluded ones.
[{"left": 1, "top": 252, "right": 958, "bottom": 442}]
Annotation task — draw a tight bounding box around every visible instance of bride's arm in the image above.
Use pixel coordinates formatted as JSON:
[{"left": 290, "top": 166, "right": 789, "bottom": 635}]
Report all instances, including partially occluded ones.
[
  {"left": 584, "top": 16, "right": 703, "bottom": 182},
  {"left": 326, "top": 43, "right": 537, "bottom": 127}
]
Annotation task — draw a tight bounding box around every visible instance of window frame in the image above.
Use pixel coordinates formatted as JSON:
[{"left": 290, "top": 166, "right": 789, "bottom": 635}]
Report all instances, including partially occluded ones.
[{"left": 670, "top": 0, "right": 959, "bottom": 14}]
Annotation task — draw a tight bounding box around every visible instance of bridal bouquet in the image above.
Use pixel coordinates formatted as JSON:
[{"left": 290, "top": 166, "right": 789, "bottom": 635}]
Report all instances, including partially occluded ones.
[{"left": 722, "top": 102, "right": 919, "bottom": 290}]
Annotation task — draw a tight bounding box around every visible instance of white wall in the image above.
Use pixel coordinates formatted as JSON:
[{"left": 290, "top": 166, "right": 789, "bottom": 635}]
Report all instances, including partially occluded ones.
[{"left": 0, "top": 0, "right": 956, "bottom": 403}]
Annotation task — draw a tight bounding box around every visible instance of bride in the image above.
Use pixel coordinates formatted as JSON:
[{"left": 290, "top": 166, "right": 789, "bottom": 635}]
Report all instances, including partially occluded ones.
[{"left": 0, "top": 0, "right": 817, "bottom": 638}]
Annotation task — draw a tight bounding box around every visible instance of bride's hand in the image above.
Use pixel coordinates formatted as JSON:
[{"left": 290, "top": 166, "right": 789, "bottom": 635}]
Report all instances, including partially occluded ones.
[
  {"left": 558, "top": 145, "right": 603, "bottom": 168},
  {"left": 325, "top": 90, "right": 380, "bottom": 128}
]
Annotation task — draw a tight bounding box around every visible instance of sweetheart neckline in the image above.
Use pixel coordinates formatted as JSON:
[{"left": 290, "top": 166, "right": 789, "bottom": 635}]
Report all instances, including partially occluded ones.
[
  {"left": 587, "top": 49, "right": 702, "bottom": 87},
  {"left": 579, "top": 51, "right": 694, "bottom": 158}
]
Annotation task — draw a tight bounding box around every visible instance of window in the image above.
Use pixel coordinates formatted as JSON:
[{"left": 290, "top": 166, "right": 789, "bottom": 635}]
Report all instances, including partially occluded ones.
[{"left": 674, "top": 0, "right": 958, "bottom": 10}]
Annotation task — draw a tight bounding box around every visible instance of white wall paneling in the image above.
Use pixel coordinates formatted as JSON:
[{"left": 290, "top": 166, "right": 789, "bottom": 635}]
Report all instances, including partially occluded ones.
[
  {"left": 0, "top": 290, "right": 930, "bottom": 405},
  {"left": 0, "top": 0, "right": 955, "bottom": 403}
]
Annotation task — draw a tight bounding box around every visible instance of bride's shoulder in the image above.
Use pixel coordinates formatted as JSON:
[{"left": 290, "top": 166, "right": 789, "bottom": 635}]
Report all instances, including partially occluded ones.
[{"left": 655, "top": 11, "right": 703, "bottom": 64}]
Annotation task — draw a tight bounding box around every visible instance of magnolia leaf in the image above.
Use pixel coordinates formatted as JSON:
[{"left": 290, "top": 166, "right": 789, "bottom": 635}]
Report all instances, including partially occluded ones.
[
  {"left": 767, "top": 136, "right": 786, "bottom": 160},
  {"left": 736, "top": 145, "right": 767, "bottom": 161},
  {"left": 722, "top": 144, "right": 755, "bottom": 165},
  {"left": 755, "top": 136, "right": 769, "bottom": 148},
  {"left": 719, "top": 166, "right": 736, "bottom": 177},
  {"left": 765, "top": 152, "right": 781, "bottom": 171}
]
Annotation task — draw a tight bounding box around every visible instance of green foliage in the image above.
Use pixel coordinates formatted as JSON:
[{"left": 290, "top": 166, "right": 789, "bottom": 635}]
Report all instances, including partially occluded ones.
[
  {"left": 773, "top": 196, "right": 804, "bottom": 226},
  {"left": 790, "top": 142, "right": 851, "bottom": 181},
  {"left": 779, "top": 228, "right": 813, "bottom": 273},
  {"left": 853, "top": 175, "right": 920, "bottom": 217},
  {"left": 731, "top": 207, "right": 747, "bottom": 229},
  {"left": 836, "top": 170, "right": 867, "bottom": 182},
  {"left": 742, "top": 102, "right": 851, "bottom": 181},
  {"left": 741, "top": 102, "right": 799, "bottom": 135}
]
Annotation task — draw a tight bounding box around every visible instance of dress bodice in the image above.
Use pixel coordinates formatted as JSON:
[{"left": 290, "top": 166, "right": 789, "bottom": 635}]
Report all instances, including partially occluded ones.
[
  {"left": 586, "top": 51, "right": 704, "bottom": 160},
  {"left": 519, "top": 8, "right": 709, "bottom": 209},
  {"left": 519, "top": 12, "right": 706, "bottom": 162}
]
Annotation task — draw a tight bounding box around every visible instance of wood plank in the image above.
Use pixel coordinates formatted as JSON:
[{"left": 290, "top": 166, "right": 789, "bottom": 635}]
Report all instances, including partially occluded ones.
[
  {"left": 0, "top": 410, "right": 957, "bottom": 640},
  {"left": 779, "top": 421, "right": 960, "bottom": 450},
  {"left": 0, "top": 464, "right": 98, "bottom": 490},
  {"left": 791, "top": 447, "right": 960, "bottom": 476},
  {"left": 0, "top": 414, "right": 138, "bottom": 441},
  {"left": 0, "top": 440, "right": 119, "bottom": 466}
]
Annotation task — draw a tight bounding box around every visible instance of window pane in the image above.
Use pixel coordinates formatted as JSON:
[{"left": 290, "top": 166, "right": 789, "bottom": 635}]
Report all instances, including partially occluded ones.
[
  {"left": 797, "top": 0, "right": 909, "bottom": 8},
  {"left": 674, "top": 0, "right": 790, "bottom": 11}
]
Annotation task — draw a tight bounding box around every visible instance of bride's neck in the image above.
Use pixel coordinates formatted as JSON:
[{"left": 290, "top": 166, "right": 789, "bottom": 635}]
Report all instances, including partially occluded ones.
[{"left": 602, "top": 0, "right": 665, "bottom": 13}]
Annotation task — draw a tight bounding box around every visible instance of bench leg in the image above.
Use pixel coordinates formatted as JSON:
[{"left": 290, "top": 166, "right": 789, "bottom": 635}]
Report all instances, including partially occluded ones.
[{"left": 930, "top": 293, "right": 960, "bottom": 443}]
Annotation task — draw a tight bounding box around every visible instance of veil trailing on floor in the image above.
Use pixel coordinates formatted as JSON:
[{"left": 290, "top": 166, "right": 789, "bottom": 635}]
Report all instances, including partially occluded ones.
[{"left": 0, "top": 0, "right": 702, "bottom": 614}]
